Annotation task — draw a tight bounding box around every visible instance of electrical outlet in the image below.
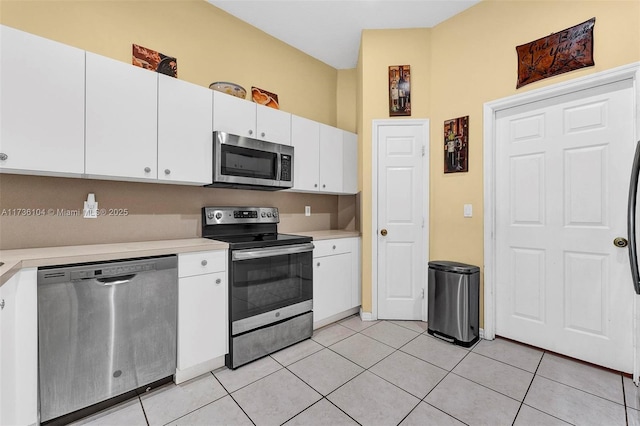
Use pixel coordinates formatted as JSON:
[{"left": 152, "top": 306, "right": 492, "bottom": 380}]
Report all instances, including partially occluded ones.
[{"left": 305, "top": 206, "right": 311, "bottom": 216}]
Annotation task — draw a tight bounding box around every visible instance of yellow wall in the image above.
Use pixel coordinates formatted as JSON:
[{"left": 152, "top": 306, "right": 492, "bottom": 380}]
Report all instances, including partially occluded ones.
[
  {"left": 0, "top": 0, "right": 356, "bottom": 250},
  {"left": 358, "top": 0, "right": 640, "bottom": 316},
  {"left": 0, "top": 0, "right": 337, "bottom": 125}
]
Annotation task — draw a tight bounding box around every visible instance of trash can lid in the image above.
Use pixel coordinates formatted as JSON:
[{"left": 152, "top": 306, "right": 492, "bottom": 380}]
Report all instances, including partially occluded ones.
[{"left": 428, "top": 260, "right": 480, "bottom": 274}]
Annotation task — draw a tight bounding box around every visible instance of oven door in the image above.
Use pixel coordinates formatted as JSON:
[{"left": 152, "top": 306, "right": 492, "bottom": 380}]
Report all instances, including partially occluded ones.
[{"left": 230, "top": 243, "right": 313, "bottom": 334}]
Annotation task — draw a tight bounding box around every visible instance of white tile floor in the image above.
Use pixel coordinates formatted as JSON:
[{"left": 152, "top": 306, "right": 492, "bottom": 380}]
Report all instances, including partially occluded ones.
[{"left": 73, "top": 315, "right": 640, "bottom": 426}]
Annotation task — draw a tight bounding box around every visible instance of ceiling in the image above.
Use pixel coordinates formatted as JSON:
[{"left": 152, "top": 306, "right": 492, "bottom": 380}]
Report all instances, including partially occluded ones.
[{"left": 206, "top": 0, "right": 480, "bottom": 69}]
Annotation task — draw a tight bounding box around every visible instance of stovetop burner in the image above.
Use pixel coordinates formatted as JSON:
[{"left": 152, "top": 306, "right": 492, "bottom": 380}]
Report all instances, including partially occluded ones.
[{"left": 201, "top": 207, "right": 312, "bottom": 249}]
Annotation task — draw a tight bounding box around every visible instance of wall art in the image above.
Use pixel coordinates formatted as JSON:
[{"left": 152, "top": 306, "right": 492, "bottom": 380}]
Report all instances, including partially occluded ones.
[
  {"left": 389, "top": 65, "right": 411, "bottom": 116},
  {"left": 516, "top": 18, "right": 595, "bottom": 88},
  {"left": 251, "top": 86, "right": 279, "bottom": 109},
  {"left": 444, "top": 116, "right": 469, "bottom": 173},
  {"left": 132, "top": 44, "right": 177, "bottom": 78}
]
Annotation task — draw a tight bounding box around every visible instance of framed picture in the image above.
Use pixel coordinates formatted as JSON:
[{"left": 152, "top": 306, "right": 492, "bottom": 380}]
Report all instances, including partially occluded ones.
[
  {"left": 444, "top": 116, "right": 469, "bottom": 173},
  {"left": 251, "top": 86, "right": 279, "bottom": 109},
  {"left": 132, "top": 44, "right": 177, "bottom": 78},
  {"left": 389, "top": 65, "right": 411, "bottom": 116}
]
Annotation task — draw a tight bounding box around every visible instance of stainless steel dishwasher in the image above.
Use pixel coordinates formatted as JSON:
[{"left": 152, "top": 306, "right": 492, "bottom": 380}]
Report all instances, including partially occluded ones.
[{"left": 37, "top": 255, "right": 178, "bottom": 424}]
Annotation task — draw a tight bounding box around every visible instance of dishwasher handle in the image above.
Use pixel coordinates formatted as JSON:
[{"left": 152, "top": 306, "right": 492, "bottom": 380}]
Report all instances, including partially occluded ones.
[{"left": 95, "top": 274, "right": 136, "bottom": 286}]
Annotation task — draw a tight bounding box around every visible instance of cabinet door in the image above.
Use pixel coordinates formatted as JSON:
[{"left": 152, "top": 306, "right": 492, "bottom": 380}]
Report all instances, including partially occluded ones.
[
  {"left": 178, "top": 272, "right": 227, "bottom": 370},
  {"left": 343, "top": 131, "right": 358, "bottom": 194},
  {"left": 158, "top": 74, "right": 213, "bottom": 185},
  {"left": 291, "top": 115, "right": 320, "bottom": 192},
  {"left": 0, "top": 268, "right": 37, "bottom": 426},
  {"left": 256, "top": 104, "right": 291, "bottom": 145},
  {"left": 314, "top": 253, "right": 352, "bottom": 323},
  {"left": 212, "top": 91, "right": 256, "bottom": 138},
  {"left": 0, "top": 25, "right": 85, "bottom": 176},
  {"left": 85, "top": 52, "right": 158, "bottom": 181},
  {"left": 319, "top": 124, "right": 343, "bottom": 193}
]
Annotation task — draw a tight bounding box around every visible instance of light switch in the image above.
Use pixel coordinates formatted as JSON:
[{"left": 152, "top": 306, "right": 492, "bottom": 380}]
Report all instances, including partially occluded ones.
[
  {"left": 463, "top": 204, "right": 473, "bottom": 218},
  {"left": 305, "top": 206, "right": 311, "bottom": 216}
]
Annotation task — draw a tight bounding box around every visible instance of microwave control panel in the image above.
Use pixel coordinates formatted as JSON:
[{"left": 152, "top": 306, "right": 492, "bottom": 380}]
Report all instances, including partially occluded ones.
[{"left": 280, "top": 154, "right": 292, "bottom": 182}]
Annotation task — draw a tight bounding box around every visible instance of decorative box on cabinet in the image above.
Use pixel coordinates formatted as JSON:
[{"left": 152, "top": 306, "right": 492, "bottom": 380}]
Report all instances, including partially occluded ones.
[
  {"left": 176, "top": 250, "right": 227, "bottom": 383},
  {"left": 158, "top": 74, "right": 213, "bottom": 185},
  {"left": 0, "top": 268, "right": 38, "bottom": 426},
  {"left": 0, "top": 25, "right": 85, "bottom": 177},
  {"left": 85, "top": 52, "right": 158, "bottom": 181},
  {"left": 213, "top": 91, "right": 291, "bottom": 145},
  {"left": 312, "top": 237, "right": 361, "bottom": 329}
]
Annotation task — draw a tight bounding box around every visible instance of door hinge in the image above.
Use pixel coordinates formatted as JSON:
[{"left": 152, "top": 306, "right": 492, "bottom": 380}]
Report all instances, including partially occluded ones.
[
  {"left": 421, "top": 289, "right": 425, "bottom": 299},
  {"left": 422, "top": 217, "right": 425, "bottom": 228},
  {"left": 422, "top": 146, "right": 425, "bottom": 157}
]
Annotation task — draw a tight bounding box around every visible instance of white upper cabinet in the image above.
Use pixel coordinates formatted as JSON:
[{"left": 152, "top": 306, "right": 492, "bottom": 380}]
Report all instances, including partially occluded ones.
[
  {"left": 291, "top": 115, "right": 320, "bottom": 192},
  {"left": 158, "top": 74, "right": 213, "bottom": 185},
  {"left": 213, "top": 91, "right": 291, "bottom": 145},
  {"left": 212, "top": 91, "right": 257, "bottom": 138},
  {"left": 85, "top": 52, "right": 158, "bottom": 181},
  {"left": 256, "top": 104, "right": 291, "bottom": 145},
  {"left": 0, "top": 25, "right": 85, "bottom": 177},
  {"left": 319, "top": 124, "right": 343, "bottom": 193},
  {"left": 343, "top": 131, "right": 358, "bottom": 194}
]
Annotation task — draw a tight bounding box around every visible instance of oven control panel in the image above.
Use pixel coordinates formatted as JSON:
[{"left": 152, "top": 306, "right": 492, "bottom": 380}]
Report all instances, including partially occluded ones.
[{"left": 203, "top": 206, "right": 279, "bottom": 225}]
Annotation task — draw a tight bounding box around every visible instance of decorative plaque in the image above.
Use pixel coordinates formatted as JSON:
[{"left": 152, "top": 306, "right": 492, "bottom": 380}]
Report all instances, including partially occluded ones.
[{"left": 516, "top": 18, "right": 595, "bottom": 89}]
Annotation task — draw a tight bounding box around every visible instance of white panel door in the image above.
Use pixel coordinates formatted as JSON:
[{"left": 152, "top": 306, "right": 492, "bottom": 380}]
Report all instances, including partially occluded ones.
[
  {"left": 158, "top": 74, "right": 212, "bottom": 185},
  {"left": 0, "top": 25, "right": 85, "bottom": 176},
  {"left": 291, "top": 115, "right": 320, "bottom": 192},
  {"left": 495, "top": 79, "right": 636, "bottom": 372},
  {"left": 377, "top": 123, "right": 426, "bottom": 320},
  {"left": 212, "top": 91, "right": 256, "bottom": 138},
  {"left": 319, "top": 124, "right": 343, "bottom": 193},
  {"left": 85, "top": 52, "right": 158, "bottom": 180},
  {"left": 343, "top": 131, "right": 358, "bottom": 194},
  {"left": 256, "top": 104, "right": 291, "bottom": 144}
]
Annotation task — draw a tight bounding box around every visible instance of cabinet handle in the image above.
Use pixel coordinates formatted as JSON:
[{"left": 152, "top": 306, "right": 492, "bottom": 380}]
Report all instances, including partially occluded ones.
[
  {"left": 261, "top": 132, "right": 266, "bottom": 137},
  {"left": 248, "top": 130, "right": 253, "bottom": 135},
  {"left": 0, "top": 299, "right": 4, "bottom": 310},
  {"left": 322, "top": 184, "right": 326, "bottom": 188},
  {"left": 215, "top": 278, "right": 221, "bottom": 285},
  {"left": 0, "top": 153, "right": 7, "bottom": 161},
  {"left": 144, "top": 167, "right": 151, "bottom": 173},
  {"left": 317, "top": 262, "right": 320, "bottom": 267},
  {"left": 164, "top": 169, "right": 171, "bottom": 175},
  {"left": 314, "top": 184, "right": 318, "bottom": 188},
  {"left": 201, "top": 259, "right": 208, "bottom": 266},
  {"left": 332, "top": 245, "right": 336, "bottom": 250}
]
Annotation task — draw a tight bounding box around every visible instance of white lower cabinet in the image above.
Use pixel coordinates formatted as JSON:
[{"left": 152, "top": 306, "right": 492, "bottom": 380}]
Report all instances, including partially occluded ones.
[
  {"left": 0, "top": 268, "right": 38, "bottom": 426},
  {"left": 176, "top": 250, "right": 227, "bottom": 383},
  {"left": 313, "top": 237, "right": 361, "bottom": 328}
]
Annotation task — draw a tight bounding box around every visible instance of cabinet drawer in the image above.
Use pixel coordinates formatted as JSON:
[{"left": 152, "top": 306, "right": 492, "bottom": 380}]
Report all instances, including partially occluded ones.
[
  {"left": 313, "top": 238, "right": 353, "bottom": 258},
  {"left": 179, "top": 250, "right": 226, "bottom": 277}
]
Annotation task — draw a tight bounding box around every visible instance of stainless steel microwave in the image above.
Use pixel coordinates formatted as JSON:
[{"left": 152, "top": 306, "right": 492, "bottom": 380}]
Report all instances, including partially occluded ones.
[{"left": 207, "top": 131, "right": 294, "bottom": 190}]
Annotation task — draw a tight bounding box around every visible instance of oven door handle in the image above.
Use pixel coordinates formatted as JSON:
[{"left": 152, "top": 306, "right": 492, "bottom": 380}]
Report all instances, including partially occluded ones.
[{"left": 232, "top": 243, "right": 315, "bottom": 261}]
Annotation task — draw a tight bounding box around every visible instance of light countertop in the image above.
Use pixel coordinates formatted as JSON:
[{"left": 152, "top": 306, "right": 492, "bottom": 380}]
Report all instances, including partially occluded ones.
[{"left": 0, "top": 230, "right": 360, "bottom": 286}]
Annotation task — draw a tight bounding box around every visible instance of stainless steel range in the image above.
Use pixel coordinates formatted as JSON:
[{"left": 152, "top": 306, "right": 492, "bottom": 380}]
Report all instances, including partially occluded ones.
[{"left": 202, "top": 206, "right": 314, "bottom": 369}]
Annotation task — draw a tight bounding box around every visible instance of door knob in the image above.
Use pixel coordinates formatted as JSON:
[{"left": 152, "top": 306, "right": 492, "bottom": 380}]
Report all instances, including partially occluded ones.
[
  {"left": 614, "top": 237, "right": 628, "bottom": 248},
  {"left": 380, "top": 229, "right": 388, "bottom": 236}
]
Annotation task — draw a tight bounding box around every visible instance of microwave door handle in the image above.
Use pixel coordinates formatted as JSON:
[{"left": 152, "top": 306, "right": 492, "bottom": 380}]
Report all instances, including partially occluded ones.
[{"left": 276, "top": 152, "right": 282, "bottom": 181}]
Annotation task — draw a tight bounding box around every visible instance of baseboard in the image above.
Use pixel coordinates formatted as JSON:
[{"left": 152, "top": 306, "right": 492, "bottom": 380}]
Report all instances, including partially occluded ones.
[
  {"left": 480, "top": 328, "right": 485, "bottom": 339},
  {"left": 313, "top": 307, "right": 360, "bottom": 330},
  {"left": 174, "top": 355, "right": 225, "bottom": 384},
  {"left": 359, "top": 309, "right": 375, "bottom": 321}
]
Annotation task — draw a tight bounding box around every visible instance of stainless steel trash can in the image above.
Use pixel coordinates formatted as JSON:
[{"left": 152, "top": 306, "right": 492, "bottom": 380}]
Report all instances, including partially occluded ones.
[{"left": 427, "top": 260, "right": 480, "bottom": 347}]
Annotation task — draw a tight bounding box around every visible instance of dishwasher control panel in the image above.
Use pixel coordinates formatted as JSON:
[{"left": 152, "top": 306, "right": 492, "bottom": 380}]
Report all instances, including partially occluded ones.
[{"left": 70, "top": 262, "right": 155, "bottom": 280}]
